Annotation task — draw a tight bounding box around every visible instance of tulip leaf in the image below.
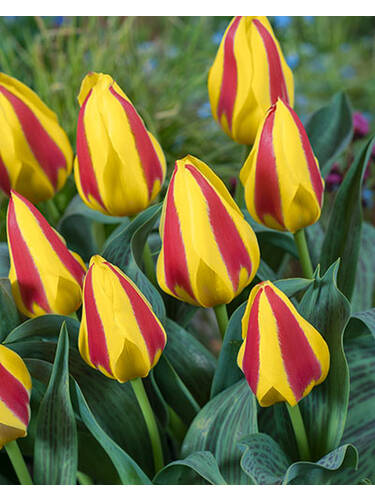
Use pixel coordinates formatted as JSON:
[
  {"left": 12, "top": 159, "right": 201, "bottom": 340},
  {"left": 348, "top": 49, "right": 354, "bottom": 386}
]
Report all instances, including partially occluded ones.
[
  {"left": 341, "top": 334, "right": 375, "bottom": 482},
  {"left": 34, "top": 323, "right": 78, "bottom": 485},
  {"left": 4, "top": 314, "right": 80, "bottom": 345},
  {"left": 304, "top": 221, "right": 325, "bottom": 269},
  {"left": 7, "top": 336, "right": 157, "bottom": 478},
  {"left": 305, "top": 91, "right": 353, "bottom": 177},
  {"left": 283, "top": 444, "right": 359, "bottom": 485},
  {"left": 210, "top": 302, "right": 246, "bottom": 398},
  {"left": 345, "top": 309, "right": 375, "bottom": 341},
  {"left": 153, "top": 451, "right": 227, "bottom": 485},
  {"left": 153, "top": 354, "right": 200, "bottom": 426},
  {"left": 0, "top": 242, "right": 10, "bottom": 277},
  {"left": 274, "top": 277, "right": 314, "bottom": 297},
  {"left": 238, "top": 433, "right": 290, "bottom": 485},
  {"left": 351, "top": 221, "right": 375, "bottom": 312},
  {"left": 0, "top": 278, "right": 19, "bottom": 342},
  {"left": 182, "top": 379, "right": 257, "bottom": 485},
  {"left": 298, "top": 261, "right": 351, "bottom": 459},
  {"left": 164, "top": 318, "right": 216, "bottom": 407},
  {"left": 102, "top": 203, "right": 165, "bottom": 320},
  {"left": 320, "top": 136, "right": 375, "bottom": 301},
  {"left": 71, "top": 382, "right": 152, "bottom": 485}
]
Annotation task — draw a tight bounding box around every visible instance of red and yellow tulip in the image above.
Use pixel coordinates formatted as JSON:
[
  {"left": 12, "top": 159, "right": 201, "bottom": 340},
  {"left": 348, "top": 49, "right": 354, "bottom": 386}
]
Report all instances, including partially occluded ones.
[
  {"left": 74, "top": 72, "right": 166, "bottom": 217},
  {"left": 0, "top": 73, "right": 73, "bottom": 204},
  {"left": 237, "top": 281, "right": 330, "bottom": 407},
  {"left": 7, "top": 191, "right": 86, "bottom": 318},
  {"left": 0, "top": 345, "right": 31, "bottom": 448},
  {"left": 240, "top": 98, "right": 324, "bottom": 233},
  {"left": 78, "top": 255, "right": 167, "bottom": 383},
  {"left": 208, "top": 16, "right": 294, "bottom": 145},
  {"left": 156, "top": 155, "right": 260, "bottom": 308}
]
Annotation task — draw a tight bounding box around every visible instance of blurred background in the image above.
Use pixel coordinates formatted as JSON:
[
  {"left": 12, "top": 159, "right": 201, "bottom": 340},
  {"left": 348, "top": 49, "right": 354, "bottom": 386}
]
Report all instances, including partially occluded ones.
[{"left": 0, "top": 16, "right": 375, "bottom": 230}]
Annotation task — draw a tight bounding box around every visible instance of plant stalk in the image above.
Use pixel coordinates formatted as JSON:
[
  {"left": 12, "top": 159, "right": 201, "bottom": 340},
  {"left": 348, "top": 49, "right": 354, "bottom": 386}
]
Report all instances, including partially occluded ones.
[
  {"left": 293, "top": 228, "right": 313, "bottom": 279},
  {"left": 4, "top": 440, "right": 33, "bottom": 485},
  {"left": 286, "top": 402, "right": 311, "bottom": 461},
  {"left": 213, "top": 303, "right": 229, "bottom": 340}
]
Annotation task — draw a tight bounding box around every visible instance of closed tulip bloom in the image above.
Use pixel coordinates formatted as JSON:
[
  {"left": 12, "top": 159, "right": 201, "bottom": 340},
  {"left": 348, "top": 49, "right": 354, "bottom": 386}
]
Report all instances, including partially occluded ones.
[
  {"left": 237, "top": 281, "right": 329, "bottom": 407},
  {"left": 208, "top": 16, "right": 294, "bottom": 145},
  {"left": 0, "top": 345, "right": 31, "bottom": 448},
  {"left": 74, "top": 72, "right": 166, "bottom": 216},
  {"left": 0, "top": 73, "right": 73, "bottom": 203},
  {"left": 240, "top": 98, "right": 324, "bottom": 233},
  {"left": 156, "top": 155, "right": 260, "bottom": 308},
  {"left": 7, "top": 191, "right": 86, "bottom": 318},
  {"left": 79, "top": 255, "right": 167, "bottom": 383}
]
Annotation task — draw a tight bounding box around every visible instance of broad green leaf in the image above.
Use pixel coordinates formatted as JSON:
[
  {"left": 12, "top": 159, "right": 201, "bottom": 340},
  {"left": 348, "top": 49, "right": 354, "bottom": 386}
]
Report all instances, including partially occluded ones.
[
  {"left": 164, "top": 318, "right": 216, "bottom": 407},
  {"left": 102, "top": 203, "right": 165, "bottom": 320},
  {"left": 182, "top": 379, "right": 257, "bottom": 485},
  {"left": 345, "top": 309, "right": 375, "bottom": 341},
  {"left": 298, "top": 261, "right": 351, "bottom": 459},
  {"left": 153, "top": 354, "right": 200, "bottom": 426},
  {"left": 0, "top": 278, "right": 19, "bottom": 342},
  {"left": 305, "top": 92, "right": 353, "bottom": 177},
  {"left": 320, "top": 137, "right": 375, "bottom": 301},
  {"left": 153, "top": 451, "right": 227, "bottom": 485},
  {"left": 351, "top": 222, "right": 375, "bottom": 312},
  {"left": 239, "top": 433, "right": 289, "bottom": 485},
  {"left": 274, "top": 277, "right": 313, "bottom": 297},
  {"left": 34, "top": 324, "right": 78, "bottom": 485},
  {"left": 4, "top": 314, "right": 80, "bottom": 345},
  {"left": 0, "top": 242, "right": 10, "bottom": 277},
  {"left": 71, "top": 382, "right": 151, "bottom": 485},
  {"left": 342, "top": 334, "right": 375, "bottom": 482},
  {"left": 283, "top": 444, "right": 359, "bottom": 485},
  {"left": 256, "top": 259, "right": 277, "bottom": 282},
  {"left": 304, "top": 221, "right": 324, "bottom": 269},
  {"left": 210, "top": 302, "right": 245, "bottom": 398}
]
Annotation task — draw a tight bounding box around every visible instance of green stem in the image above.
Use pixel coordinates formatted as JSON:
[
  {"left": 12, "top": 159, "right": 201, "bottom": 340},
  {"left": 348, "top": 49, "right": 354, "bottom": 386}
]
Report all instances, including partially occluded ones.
[
  {"left": 213, "top": 303, "right": 229, "bottom": 340},
  {"left": 43, "top": 198, "right": 60, "bottom": 226},
  {"left": 4, "top": 440, "right": 33, "bottom": 485},
  {"left": 143, "top": 242, "right": 157, "bottom": 287},
  {"left": 293, "top": 228, "right": 313, "bottom": 279},
  {"left": 77, "top": 471, "right": 94, "bottom": 485},
  {"left": 130, "top": 377, "right": 164, "bottom": 473},
  {"left": 286, "top": 403, "right": 311, "bottom": 461}
]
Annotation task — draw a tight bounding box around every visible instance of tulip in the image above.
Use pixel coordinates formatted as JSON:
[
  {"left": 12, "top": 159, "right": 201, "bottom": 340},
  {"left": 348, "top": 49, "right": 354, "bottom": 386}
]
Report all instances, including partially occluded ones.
[
  {"left": 78, "top": 255, "right": 167, "bottom": 383},
  {"left": 7, "top": 190, "right": 86, "bottom": 318},
  {"left": 240, "top": 98, "right": 324, "bottom": 233},
  {"left": 208, "top": 16, "right": 294, "bottom": 145},
  {"left": 0, "top": 72, "right": 73, "bottom": 204},
  {"left": 74, "top": 72, "right": 166, "bottom": 216},
  {"left": 156, "top": 154, "right": 260, "bottom": 308},
  {"left": 237, "top": 281, "right": 329, "bottom": 407},
  {"left": 0, "top": 344, "right": 31, "bottom": 448}
]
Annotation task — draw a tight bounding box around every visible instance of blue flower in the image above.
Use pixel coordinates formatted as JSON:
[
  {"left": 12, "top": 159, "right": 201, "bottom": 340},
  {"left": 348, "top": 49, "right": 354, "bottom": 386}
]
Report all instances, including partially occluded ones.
[
  {"left": 286, "top": 53, "right": 299, "bottom": 69},
  {"left": 272, "top": 16, "right": 292, "bottom": 29},
  {"left": 340, "top": 65, "right": 356, "bottom": 79},
  {"left": 303, "top": 16, "right": 314, "bottom": 23},
  {"left": 212, "top": 30, "right": 225, "bottom": 45},
  {"left": 197, "top": 101, "right": 212, "bottom": 119}
]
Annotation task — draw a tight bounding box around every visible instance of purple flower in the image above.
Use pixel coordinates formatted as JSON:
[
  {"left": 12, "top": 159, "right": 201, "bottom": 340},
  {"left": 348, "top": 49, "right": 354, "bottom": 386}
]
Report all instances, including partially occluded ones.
[
  {"left": 353, "top": 111, "right": 370, "bottom": 139},
  {"left": 326, "top": 164, "right": 343, "bottom": 192}
]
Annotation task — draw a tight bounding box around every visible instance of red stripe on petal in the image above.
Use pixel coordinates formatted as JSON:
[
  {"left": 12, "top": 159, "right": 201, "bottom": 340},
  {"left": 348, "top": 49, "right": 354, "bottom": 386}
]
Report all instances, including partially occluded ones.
[
  {"left": 84, "top": 266, "right": 111, "bottom": 374},
  {"left": 265, "top": 285, "right": 322, "bottom": 402},
  {"left": 241, "top": 290, "right": 261, "bottom": 394},
  {"left": 104, "top": 262, "right": 166, "bottom": 362},
  {"left": 109, "top": 86, "right": 164, "bottom": 198},
  {"left": 163, "top": 169, "right": 196, "bottom": 301},
  {"left": 285, "top": 102, "right": 323, "bottom": 205},
  {"left": 186, "top": 163, "right": 252, "bottom": 290},
  {"left": 0, "top": 362, "right": 29, "bottom": 426},
  {"left": 76, "top": 90, "right": 106, "bottom": 210},
  {"left": 7, "top": 197, "right": 51, "bottom": 314},
  {"left": 0, "top": 154, "right": 11, "bottom": 195},
  {"left": 12, "top": 192, "right": 85, "bottom": 286},
  {"left": 0, "top": 85, "right": 66, "bottom": 190},
  {"left": 217, "top": 16, "right": 241, "bottom": 131},
  {"left": 252, "top": 19, "right": 289, "bottom": 105},
  {"left": 254, "top": 108, "right": 284, "bottom": 227}
]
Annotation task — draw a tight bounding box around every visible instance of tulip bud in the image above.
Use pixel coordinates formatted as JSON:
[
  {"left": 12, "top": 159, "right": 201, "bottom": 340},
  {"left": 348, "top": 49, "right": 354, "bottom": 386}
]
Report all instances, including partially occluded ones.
[
  {"left": 240, "top": 98, "right": 324, "bottom": 233},
  {"left": 208, "top": 16, "right": 294, "bottom": 145},
  {"left": 156, "top": 154, "right": 260, "bottom": 308},
  {"left": 0, "top": 345, "right": 31, "bottom": 448},
  {"left": 0, "top": 73, "right": 73, "bottom": 204},
  {"left": 237, "top": 281, "right": 329, "bottom": 407},
  {"left": 7, "top": 191, "right": 86, "bottom": 318},
  {"left": 74, "top": 72, "right": 166, "bottom": 216},
  {"left": 79, "top": 255, "right": 167, "bottom": 383}
]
